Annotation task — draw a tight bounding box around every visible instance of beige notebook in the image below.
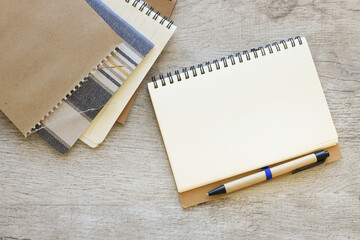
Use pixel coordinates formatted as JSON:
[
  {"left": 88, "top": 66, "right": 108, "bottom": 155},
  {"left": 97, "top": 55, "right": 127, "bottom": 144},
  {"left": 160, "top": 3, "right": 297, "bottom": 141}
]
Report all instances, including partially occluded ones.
[{"left": 148, "top": 37, "right": 339, "bottom": 203}]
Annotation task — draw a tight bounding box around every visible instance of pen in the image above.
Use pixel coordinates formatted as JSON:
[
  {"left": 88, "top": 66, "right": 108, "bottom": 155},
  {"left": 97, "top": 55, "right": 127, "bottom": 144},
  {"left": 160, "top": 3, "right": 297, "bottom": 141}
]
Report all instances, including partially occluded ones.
[{"left": 207, "top": 150, "right": 330, "bottom": 196}]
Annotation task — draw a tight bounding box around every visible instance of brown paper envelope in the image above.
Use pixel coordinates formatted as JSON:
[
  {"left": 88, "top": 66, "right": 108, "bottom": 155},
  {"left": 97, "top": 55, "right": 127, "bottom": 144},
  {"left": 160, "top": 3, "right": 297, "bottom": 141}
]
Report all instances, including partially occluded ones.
[
  {"left": 0, "top": 0, "right": 121, "bottom": 135},
  {"left": 117, "top": 0, "right": 177, "bottom": 124},
  {"left": 179, "top": 144, "right": 342, "bottom": 208}
]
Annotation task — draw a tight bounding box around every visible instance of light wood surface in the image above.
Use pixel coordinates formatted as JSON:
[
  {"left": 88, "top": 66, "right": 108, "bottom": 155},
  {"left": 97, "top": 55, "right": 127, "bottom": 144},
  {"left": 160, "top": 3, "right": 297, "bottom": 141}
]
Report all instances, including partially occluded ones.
[{"left": 1, "top": 0, "right": 359, "bottom": 239}]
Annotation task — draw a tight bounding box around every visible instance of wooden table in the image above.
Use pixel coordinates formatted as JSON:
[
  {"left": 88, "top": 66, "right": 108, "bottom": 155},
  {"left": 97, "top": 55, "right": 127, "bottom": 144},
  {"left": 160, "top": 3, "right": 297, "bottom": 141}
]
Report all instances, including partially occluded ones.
[{"left": 1, "top": 0, "right": 359, "bottom": 239}]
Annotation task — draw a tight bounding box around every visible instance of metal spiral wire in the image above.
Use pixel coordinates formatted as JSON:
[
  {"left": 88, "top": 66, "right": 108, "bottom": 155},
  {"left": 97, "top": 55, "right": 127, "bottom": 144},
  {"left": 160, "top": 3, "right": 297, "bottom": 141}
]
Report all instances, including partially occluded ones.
[
  {"left": 151, "top": 37, "right": 303, "bottom": 88},
  {"left": 125, "top": 0, "right": 174, "bottom": 28}
]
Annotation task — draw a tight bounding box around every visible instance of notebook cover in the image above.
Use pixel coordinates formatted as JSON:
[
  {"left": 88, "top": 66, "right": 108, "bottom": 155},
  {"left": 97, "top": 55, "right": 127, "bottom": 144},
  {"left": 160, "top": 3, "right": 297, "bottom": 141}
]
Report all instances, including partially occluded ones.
[
  {"left": 117, "top": 87, "right": 140, "bottom": 124},
  {"left": 117, "top": 0, "right": 177, "bottom": 124},
  {"left": 148, "top": 37, "right": 338, "bottom": 194},
  {"left": 34, "top": 0, "right": 154, "bottom": 154},
  {"left": 144, "top": 0, "right": 177, "bottom": 18},
  {"left": 80, "top": 0, "right": 176, "bottom": 147},
  {"left": 0, "top": 0, "right": 122, "bottom": 136},
  {"left": 179, "top": 144, "right": 342, "bottom": 208}
]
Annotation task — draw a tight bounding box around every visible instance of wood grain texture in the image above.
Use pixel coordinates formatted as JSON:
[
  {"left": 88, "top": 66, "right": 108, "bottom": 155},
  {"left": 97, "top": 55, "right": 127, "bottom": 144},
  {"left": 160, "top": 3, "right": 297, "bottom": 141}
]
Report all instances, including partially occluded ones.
[{"left": 1, "top": 0, "right": 359, "bottom": 239}]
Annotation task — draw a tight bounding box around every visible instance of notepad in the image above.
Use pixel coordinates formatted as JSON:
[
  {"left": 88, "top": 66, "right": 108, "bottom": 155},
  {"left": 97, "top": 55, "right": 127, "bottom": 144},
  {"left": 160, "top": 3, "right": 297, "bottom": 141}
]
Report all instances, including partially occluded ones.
[
  {"left": 148, "top": 37, "right": 340, "bottom": 206},
  {"left": 80, "top": 0, "right": 176, "bottom": 147}
]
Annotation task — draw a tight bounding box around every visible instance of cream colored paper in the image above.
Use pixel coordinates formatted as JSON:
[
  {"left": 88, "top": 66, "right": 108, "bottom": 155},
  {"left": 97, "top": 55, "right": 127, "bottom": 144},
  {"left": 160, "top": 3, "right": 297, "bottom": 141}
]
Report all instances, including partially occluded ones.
[
  {"left": 0, "top": 0, "right": 121, "bottom": 136},
  {"left": 148, "top": 38, "right": 338, "bottom": 193},
  {"left": 117, "top": 87, "right": 140, "bottom": 124},
  {"left": 117, "top": 0, "right": 177, "bottom": 124},
  {"left": 80, "top": 0, "right": 176, "bottom": 146}
]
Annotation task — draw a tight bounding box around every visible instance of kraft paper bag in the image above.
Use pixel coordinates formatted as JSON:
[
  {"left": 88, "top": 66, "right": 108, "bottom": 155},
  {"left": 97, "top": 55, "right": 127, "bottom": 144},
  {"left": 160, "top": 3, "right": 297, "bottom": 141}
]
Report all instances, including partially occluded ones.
[{"left": 0, "top": 0, "right": 122, "bottom": 136}]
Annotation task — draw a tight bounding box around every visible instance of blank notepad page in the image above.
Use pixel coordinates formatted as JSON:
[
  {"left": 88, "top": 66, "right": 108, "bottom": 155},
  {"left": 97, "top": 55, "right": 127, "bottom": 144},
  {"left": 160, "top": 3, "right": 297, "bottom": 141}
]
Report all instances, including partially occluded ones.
[{"left": 148, "top": 38, "right": 338, "bottom": 193}]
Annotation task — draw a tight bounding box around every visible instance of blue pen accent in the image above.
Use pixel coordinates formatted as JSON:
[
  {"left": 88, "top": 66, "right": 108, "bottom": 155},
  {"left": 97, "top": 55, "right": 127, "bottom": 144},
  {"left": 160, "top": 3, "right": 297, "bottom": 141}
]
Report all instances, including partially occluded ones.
[{"left": 263, "top": 167, "right": 272, "bottom": 180}]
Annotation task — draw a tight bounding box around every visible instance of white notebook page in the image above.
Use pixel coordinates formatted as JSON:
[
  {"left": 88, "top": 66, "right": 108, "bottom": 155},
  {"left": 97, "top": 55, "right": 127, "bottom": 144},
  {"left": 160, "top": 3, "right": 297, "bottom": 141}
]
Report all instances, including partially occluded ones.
[
  {"left": 80, "top": 0, "right": 176, "bottom": 147},
  {"left": 148, "top": 38, "right": 338, "bottom": 193}
]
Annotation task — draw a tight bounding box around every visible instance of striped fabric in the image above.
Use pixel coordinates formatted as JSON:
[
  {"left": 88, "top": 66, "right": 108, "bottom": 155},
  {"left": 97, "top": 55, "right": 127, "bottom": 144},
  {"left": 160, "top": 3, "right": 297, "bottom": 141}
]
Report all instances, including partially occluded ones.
[
  {"left": 35, "top": 0, "right": 153, "bottom": 154},
  {"left": 36, "top": 42, "right": 146, "bottom": 154}
]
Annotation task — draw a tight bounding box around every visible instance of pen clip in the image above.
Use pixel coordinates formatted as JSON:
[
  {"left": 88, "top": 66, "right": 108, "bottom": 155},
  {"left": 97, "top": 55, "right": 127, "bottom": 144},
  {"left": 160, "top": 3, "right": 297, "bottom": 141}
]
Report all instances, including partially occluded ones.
[
  {"left": 292, "top": 159, "right": 326, "bottom": 174},
  {"left": 292, "top": 150, "right": 329, "bottom": 174}
]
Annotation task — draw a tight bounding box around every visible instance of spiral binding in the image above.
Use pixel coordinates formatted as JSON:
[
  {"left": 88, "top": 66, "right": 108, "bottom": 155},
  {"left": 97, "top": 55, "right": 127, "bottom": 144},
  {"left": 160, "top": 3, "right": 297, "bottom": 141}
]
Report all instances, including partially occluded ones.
[
  {"left": 125, "top": 0, "right": 174, "bottom": 29},
  {"left": 151, "top": 37, "right": 303, "bottom": 89}
]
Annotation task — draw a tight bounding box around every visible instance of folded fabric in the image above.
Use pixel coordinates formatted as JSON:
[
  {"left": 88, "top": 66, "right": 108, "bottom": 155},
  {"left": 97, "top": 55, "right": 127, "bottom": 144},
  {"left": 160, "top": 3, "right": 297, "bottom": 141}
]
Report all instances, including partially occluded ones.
[{"left": 35, "top": 0, "right": 154, "bottom": 153}]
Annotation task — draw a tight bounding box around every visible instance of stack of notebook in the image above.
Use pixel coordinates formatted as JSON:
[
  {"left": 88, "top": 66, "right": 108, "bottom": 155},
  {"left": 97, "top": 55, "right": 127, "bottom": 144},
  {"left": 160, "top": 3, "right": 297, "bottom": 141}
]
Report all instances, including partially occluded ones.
[{"left": 0, "top": 0, "right": 176, "bottom": 154}]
